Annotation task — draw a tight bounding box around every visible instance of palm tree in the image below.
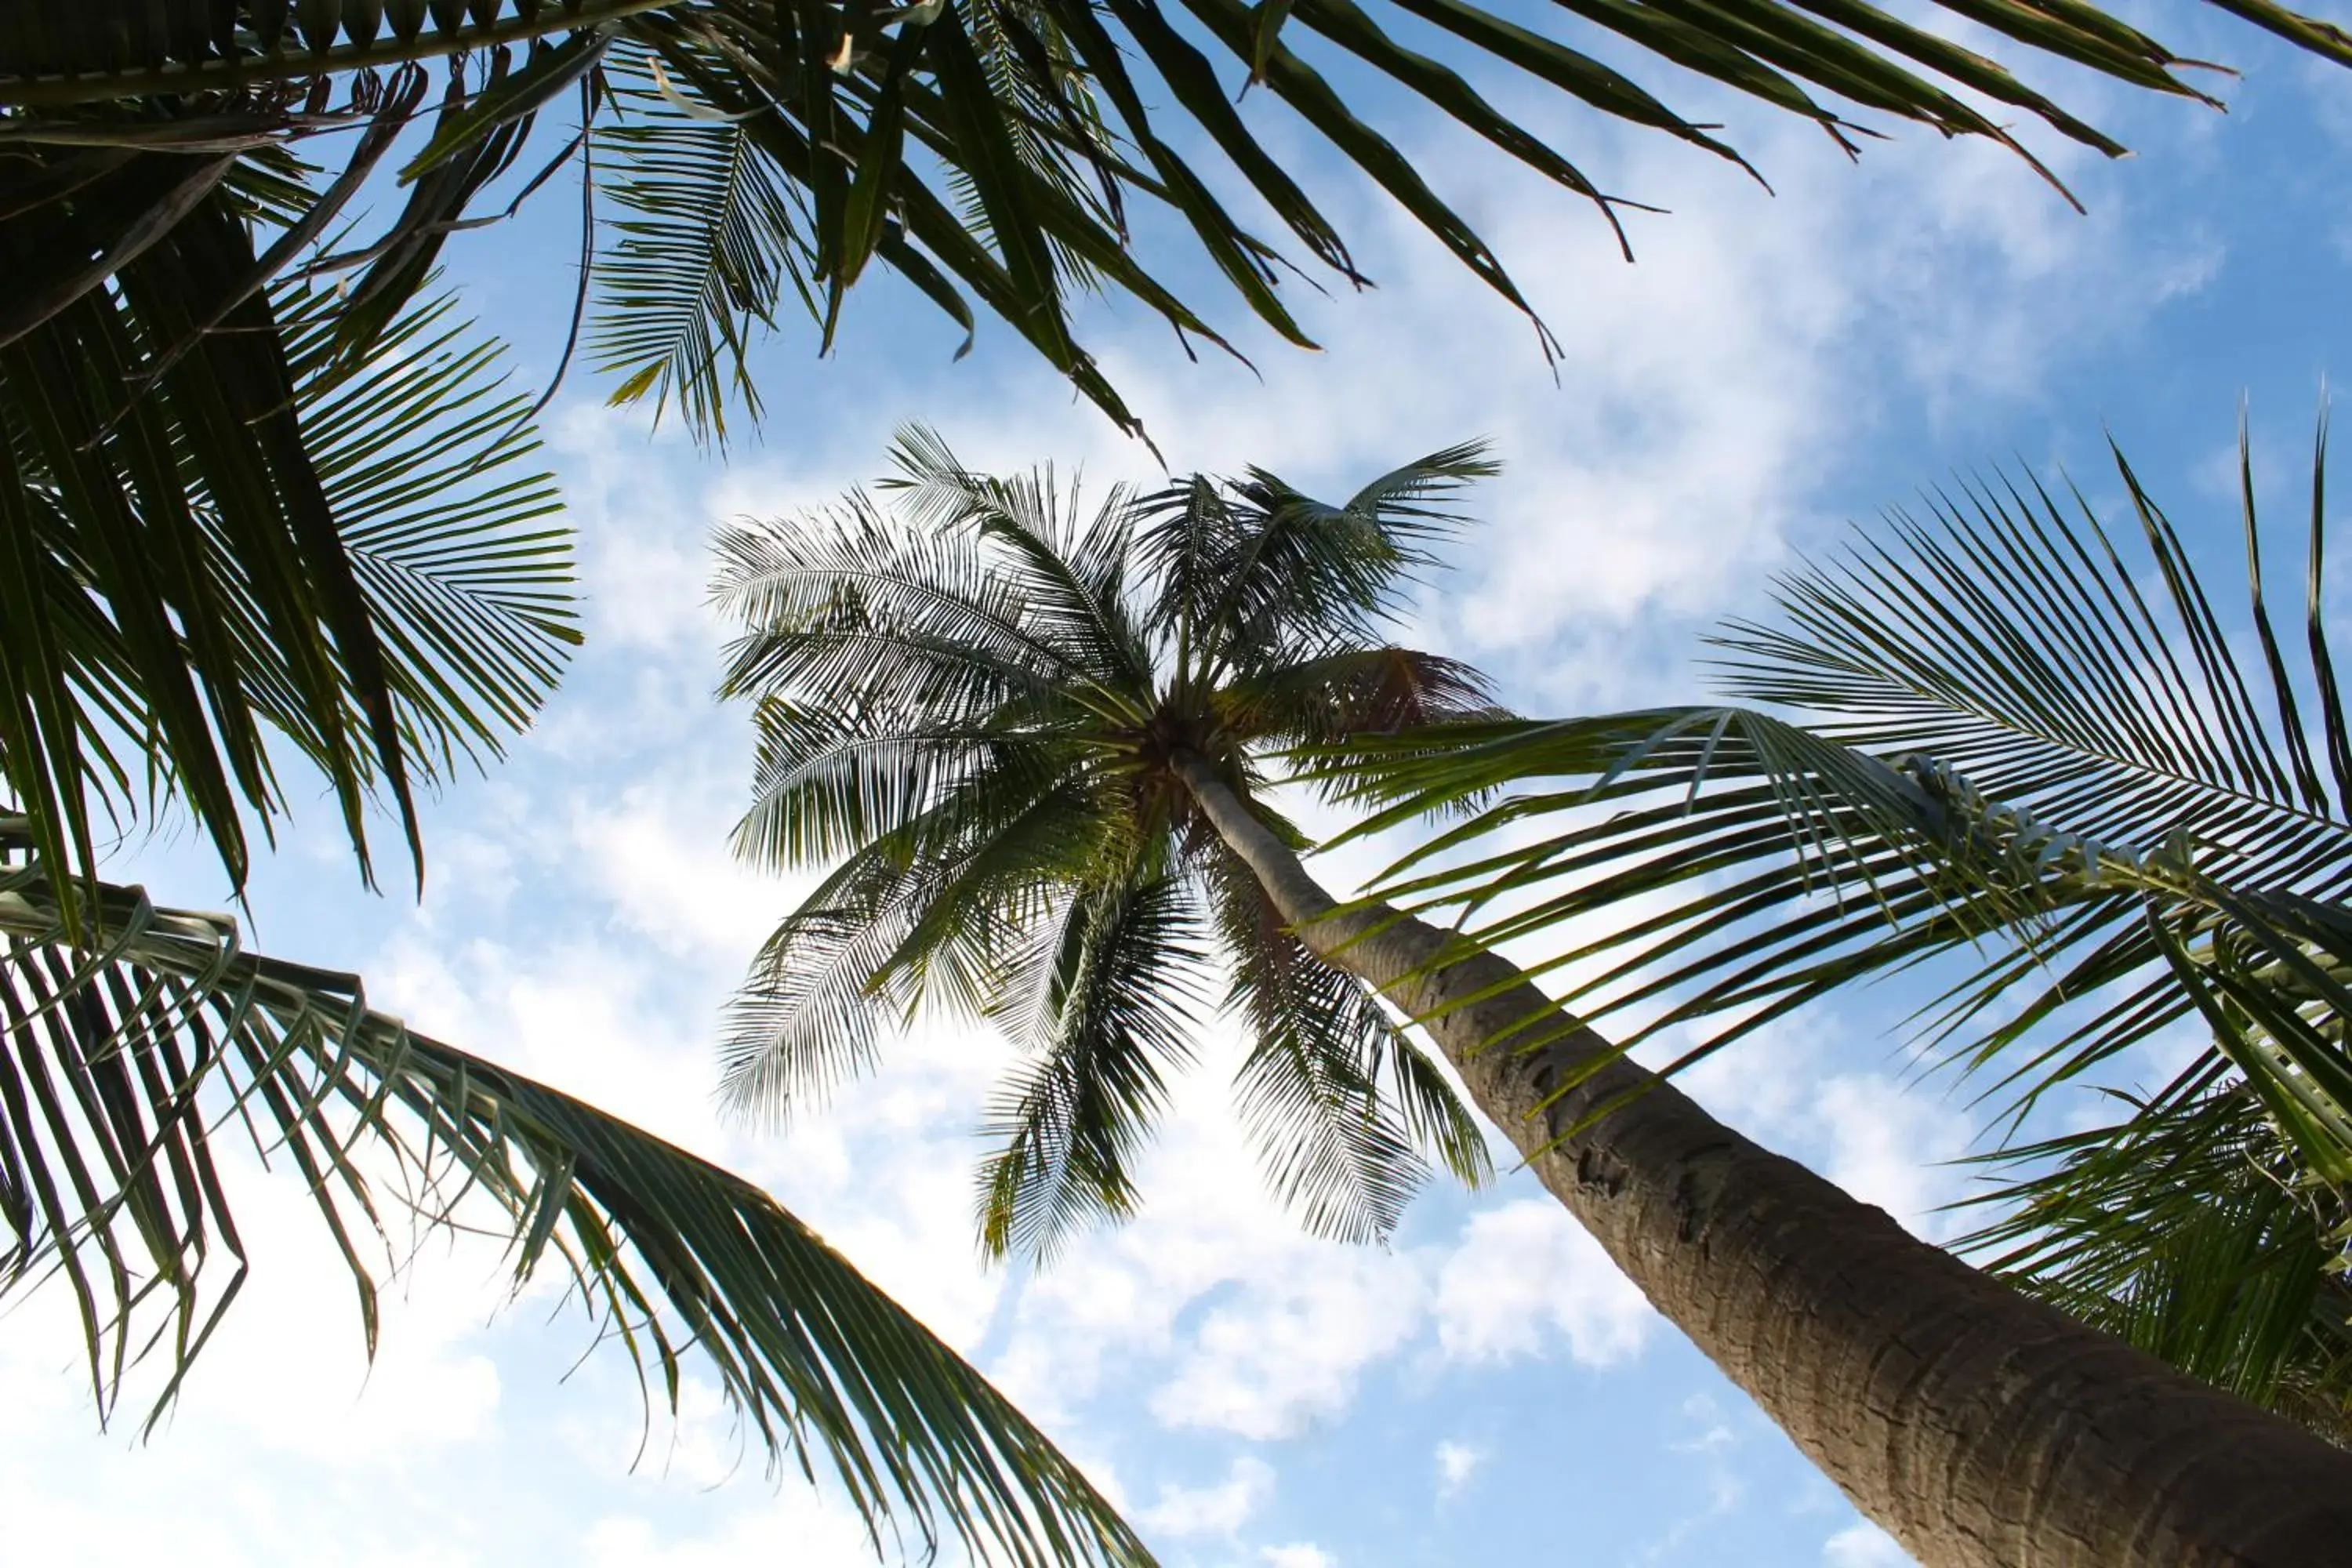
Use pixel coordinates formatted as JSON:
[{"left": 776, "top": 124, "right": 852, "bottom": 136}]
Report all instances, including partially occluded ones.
[
  {"left": 714, "top": 435, "right": 1500, "bottom": 1258},
  {"left": 0, "top": 276, "right": 1148, "bottom": 1566},
  {"left": 717, "top": 429, "right": 2352, "bottom": 1567},
  {"left": 1341, "top": 414, "right": 2352, "bottom": 1449}
]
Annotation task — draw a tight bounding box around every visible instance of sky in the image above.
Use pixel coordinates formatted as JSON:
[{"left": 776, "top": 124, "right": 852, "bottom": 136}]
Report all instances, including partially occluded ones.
[{"left": 9, "top": 9, "right": 2352, "bottom": 1566}]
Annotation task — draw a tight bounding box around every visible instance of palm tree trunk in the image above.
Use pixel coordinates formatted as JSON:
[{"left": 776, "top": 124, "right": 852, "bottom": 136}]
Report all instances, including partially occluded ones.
[{"left": 1173, "top": 753, "right": 2352, "bottom": 1568}]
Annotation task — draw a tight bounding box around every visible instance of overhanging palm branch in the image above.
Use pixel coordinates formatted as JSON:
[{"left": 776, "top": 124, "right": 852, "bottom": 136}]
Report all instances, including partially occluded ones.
[
  {"left": 13, "top": 0, "right": 2352, "bottom": 448},
  {"left": 1957, "top": 1071, "right": 2352, "bottom": 1441},
  {"left": 0, "top": 830, "right": 1151, "bottom": 1568},
  {"left": 716, "top": 430, "right": 1494, "bottom": 1262},
  {"left": 2, "top": 234, "right": 575, "bottom": 914},
  {"left": 1331, "top": 412, "right": 2352, "bottom": 1432}
]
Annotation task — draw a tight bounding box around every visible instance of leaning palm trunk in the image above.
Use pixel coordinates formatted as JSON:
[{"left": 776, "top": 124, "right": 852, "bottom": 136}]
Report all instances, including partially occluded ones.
[
  {"left": 720, "top": 439, "right": 2352, "bottom": 1565},
  {"left": 1176, "top": 753, "right": 2352, "bottom": 1567}
]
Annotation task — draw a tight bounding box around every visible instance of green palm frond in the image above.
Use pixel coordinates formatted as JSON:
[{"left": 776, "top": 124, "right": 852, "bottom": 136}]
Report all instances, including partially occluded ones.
[
  {"left": 1330, "top": 411, "right": 2352, "bottom": 1432},
  {"left": 1229, "top": 648, "right": 1504, "bottom": 765},
  {"left": 1204, "top": 843, "right": 1474, "bottom": 1243},
  {"left": 288, "top": 284, "right": 575, "bottom": 774},
  {"left": 589, "top": 49, "right": 811, "bottom": 442},
  {"left": 1, "top": 214, "right": 573, "bottom": 913},
  {"left": 0, "top": 840, "right": 1151, "bottom": 1568},
  {"left": 722, "top": 740, "right": 1120, "bottom": 1117},
  {"left": 16, "top": 0, "right": 2352, "bottom": 445},
  {"left": 884, "top": 430, "right": 1158, "bottom": 704},
  {"left": 713, "top": 484, "right": 1134, "bottom": 727},
  {"left": 977, "top": 872, "right": 1210, "bottom": 1261},
  {"left": 1142, "top": 443, "right": 1497, "bottom": 676},
  {"left": 1346, "top": 418, "right": 2352, "bottom": 1091},
  {"left": 1958, "top": 1074, "right": 2352, "bottom": 1442}
]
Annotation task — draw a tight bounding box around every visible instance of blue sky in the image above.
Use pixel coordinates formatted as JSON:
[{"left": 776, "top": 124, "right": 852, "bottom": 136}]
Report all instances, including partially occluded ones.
[{"left": 7, "top": 12, "right": 2352, "bottom": 1566}]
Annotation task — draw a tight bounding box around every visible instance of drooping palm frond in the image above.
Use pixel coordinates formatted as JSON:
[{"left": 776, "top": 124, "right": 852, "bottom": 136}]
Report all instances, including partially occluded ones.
[
  {"left": 0, "top": 836, "right": 1152, "bottom": 1568},
  {"left": 1955, "top": 1069, "right": 2352, "bottom": 1443},
  {"left": 1203, "top": 840, "right": 1462, "bottom": 1243},
  {"left": 977, "top": 871, "right": 1210, "bottom": 1261},
  {"left": 285, "top": 283, "right": 575, "bottom": 772},
  {"left": 0, "top": 216, "right": 573, "bottom": 914},
  {"left": 723, "top": 738, "right": 1125, "bottom": 1120},
  {"left": 1330, "top": 412, "right": 2352, "bottom": 1432},
  {"left": 16, "top": 0, "right": 2352, "bottom": 448},
  {"left": 587, "top": 64, "right": 809, "bottom": 442},
  {"left": 717, "top": 428, "right": 1493, "bottom": 1259}
]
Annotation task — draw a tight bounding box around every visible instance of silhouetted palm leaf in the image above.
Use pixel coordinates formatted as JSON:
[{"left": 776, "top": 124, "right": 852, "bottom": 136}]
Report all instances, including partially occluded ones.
[
  {"left": 1, "top": 250, "right": 573, "bottom": 916},
  {"left": 0, "top": 833, "right": 1152, "bottom": 1568},
  {"left": 13, "top": 0, "right": 2352, "bottom": 446}
]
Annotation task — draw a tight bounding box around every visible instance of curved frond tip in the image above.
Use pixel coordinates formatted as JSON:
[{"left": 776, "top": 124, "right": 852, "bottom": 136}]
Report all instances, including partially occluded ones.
[{"left": 0, "top": 845, "right": 1150, "bottom": 1568}]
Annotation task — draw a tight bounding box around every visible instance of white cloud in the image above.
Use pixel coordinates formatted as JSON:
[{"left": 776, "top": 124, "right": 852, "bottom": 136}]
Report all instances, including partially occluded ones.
[
  {"left": 1813, "top": 1076, "right": 1976, "bottom": 1242},
  {"left": 1432, "top": 1199, "right": 1657, "bottom": 1367},
  {"left": 1824, "top": 1521, "right": 1917, "bottom": 1567},
  {"left": 1138, "top": 1455, "right": 1276, "bottom": 1537},
  {"left": 567, "top": 782, "right": 793, "bottom": 963},
  {"left": 1261, "top": 1544, "right": 1338, "bottom": 1568},
  {"left": 1152, "top": 1243, "right": 1428, "bottom": 1440},
  {"left": 579, "top": 1495, "right": 877, "bottom": 1568},
  {"left": 548, "top": 404, "right": 717, "bottom": 655},
  {"left": 1434, "top": 1439, "right": 1484, "bottom": 1500},
  {"left": 1670, "top": 1395, "right": 1737, "bottom": 1455}
]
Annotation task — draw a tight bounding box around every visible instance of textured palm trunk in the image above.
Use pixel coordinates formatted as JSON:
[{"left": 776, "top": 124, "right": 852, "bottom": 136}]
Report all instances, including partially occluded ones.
[{"left": 1175, "top": 753, "right": 2352, "bottom": 1568}]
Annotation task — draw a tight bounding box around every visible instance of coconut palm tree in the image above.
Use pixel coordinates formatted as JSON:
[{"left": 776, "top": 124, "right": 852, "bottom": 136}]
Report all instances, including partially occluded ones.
[
  {"left": 0, "top": 277, "right": 1147, "bottom": 1566},
  {"left": 717, "top": 428, "right": 2352, "bottom": 1567},
  {"left": 713, "top": 436, "right": 1502, "bottom": 1256},
  {"left": 1340, "top": 414, "right": 2352, "bottom": 1449}
]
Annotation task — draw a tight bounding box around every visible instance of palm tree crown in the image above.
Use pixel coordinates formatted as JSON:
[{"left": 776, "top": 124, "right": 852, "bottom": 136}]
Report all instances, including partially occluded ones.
[{"left": 714, "top": 429, "right": 1497, "bottom": 1258}]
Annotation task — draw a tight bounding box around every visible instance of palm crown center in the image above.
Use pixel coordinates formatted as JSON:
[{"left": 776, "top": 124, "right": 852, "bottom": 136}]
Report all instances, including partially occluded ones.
[{"left": 712, "top": 428, "right": 1501, "bottom": 1259}]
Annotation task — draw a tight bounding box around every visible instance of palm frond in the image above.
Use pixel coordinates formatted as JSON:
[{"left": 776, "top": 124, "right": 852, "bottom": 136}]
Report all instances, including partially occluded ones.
[
  {"left": 18, "top": 0, "right": 2352, "bottom": 443},
  {"left": 1957, "top": 1074, "right": 2352, "bottom": 1442},
  {"left": 722, "top": 742, "right": 1129, "bottom": 1119},
  {"left": 1343, "top": 421, "right": 2352, "bottom": 1093},
  {"left": 884, "top": 426, "right": 1158, "bottom": 707},
  {"left": 0, "top": 840, "right": 1151, "bottom": 1568},
  {"left": 1227, "top": 646, "right": 1503, "bottom": 752},
  {"left": 1143, "top": 444, "right": 1498, "bottom": 687},
  {"left": 976, "top": 872, "right": 1209, "bottom": 1261},
  {"left": 1, "top": 203, "right": 573, "bottom": 912},
  {"left": 712, "top": 487, "right": 1141, "bottom": 729},
  {"left": 1205, "top": 844, "right": 1439, "bottom": 1243},
  {"left": 286, "top": 282, "right": 577, "bottom": 776},
  {"left": 588, "top": 43, "right": 810, "bottom": 442}
]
